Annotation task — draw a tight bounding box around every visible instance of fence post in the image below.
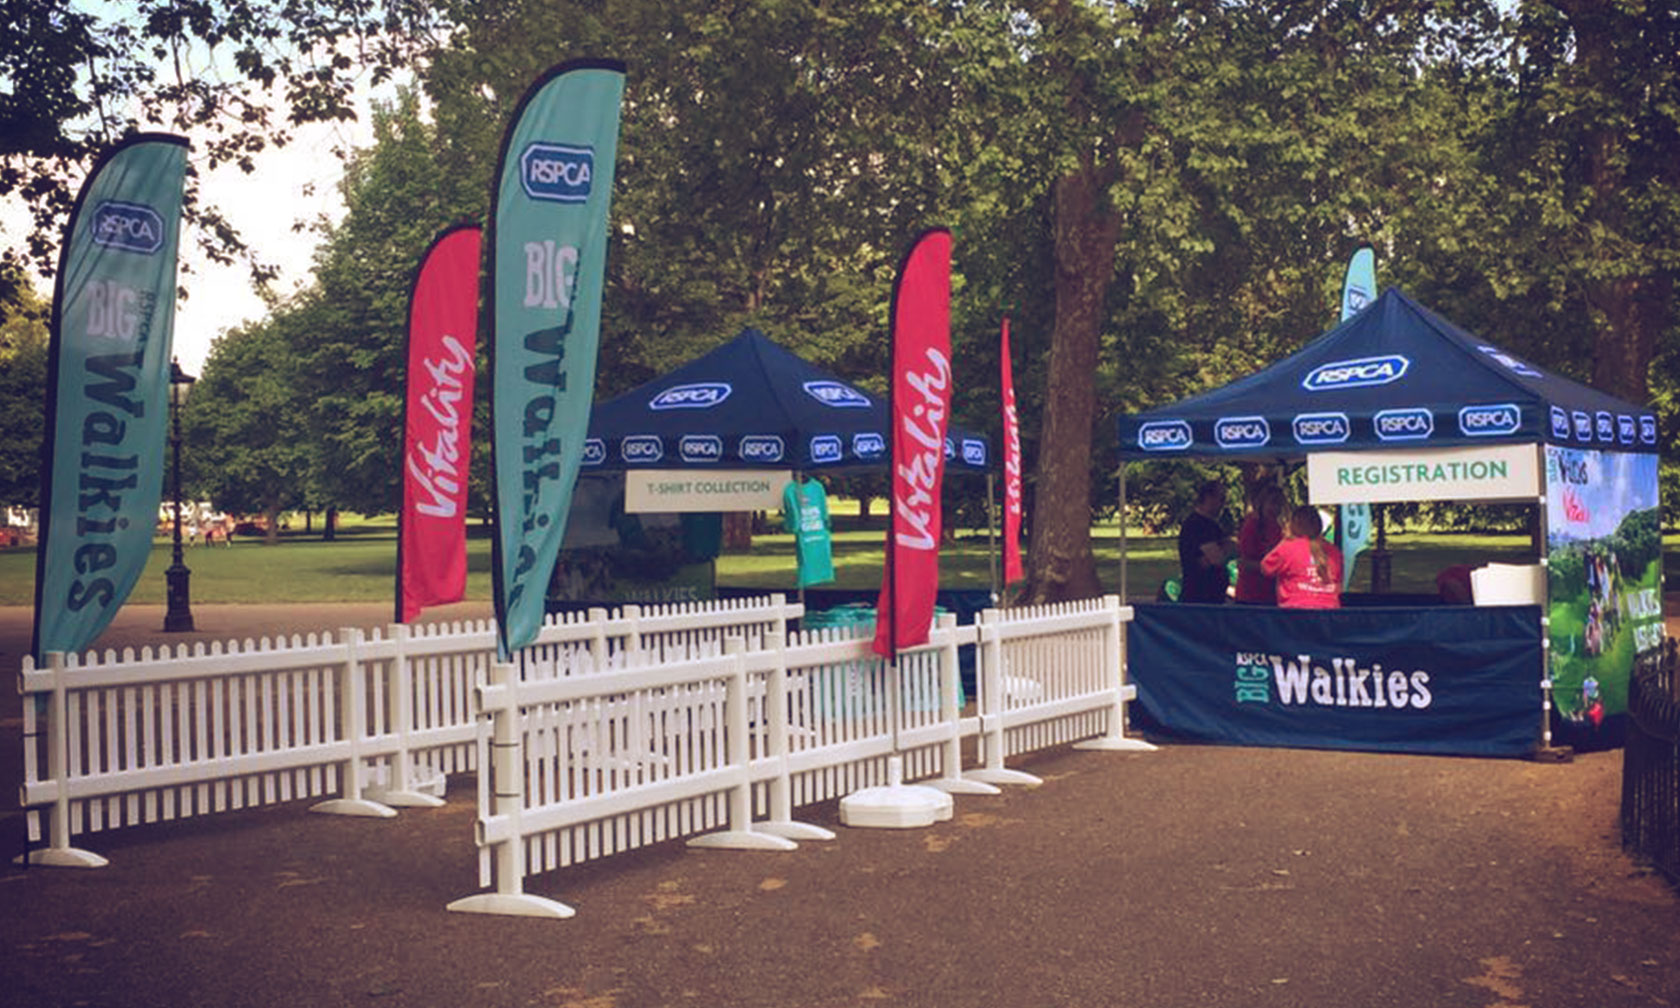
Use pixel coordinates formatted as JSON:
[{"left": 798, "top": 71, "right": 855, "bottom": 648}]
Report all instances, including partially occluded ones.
[
  {"left": 311, "top": 628, "right": 397, "bottom": 818},
  {"left": 922, "top": 614, "right": 998, "bottom": 796},
  {"left": 964, "top": 609, "right": 1042, "bottom": 787},
  {"left": 748, "top": 629, "right": 835, "bottom": 842},
  {"left": 19, "top": 652, "right": 108, "bottom": 867},
  {"left": 448, "top": 659, "right": 575, "bottom": 918},
  {"left": 689, "top": 638, "right": 798, "bottom": 851},
  {"left": 1073, "top": 596, "right": 1157, "bottom": 752},
  {"left": 365, "top": 622, "right": 445, "bottom": 808}
]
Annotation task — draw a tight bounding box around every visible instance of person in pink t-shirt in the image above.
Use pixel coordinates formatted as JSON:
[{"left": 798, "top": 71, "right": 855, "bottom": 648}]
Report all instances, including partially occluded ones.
[{"left": 1261, "top": 506, "right": 1344, "bottom": 609}]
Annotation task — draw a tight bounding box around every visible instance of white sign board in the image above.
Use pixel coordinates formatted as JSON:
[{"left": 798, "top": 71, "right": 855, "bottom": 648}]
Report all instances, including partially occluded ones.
[
  {"left": 624, "top": 469, "right": 790, "bottom": 513},
  {"left": 1308, "top": 444, "right": 1540, "bottom": 505}
]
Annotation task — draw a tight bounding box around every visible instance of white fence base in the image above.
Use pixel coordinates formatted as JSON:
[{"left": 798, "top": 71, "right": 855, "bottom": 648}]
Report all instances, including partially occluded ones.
[
  {"left": 17, "top": 847, "right": 108, "bottom": 869},
  {"left": 309, "top": 798, "right": 398, "bottom": 818},
  {"left": 1073, "top": 737, "right": 1159, "bottom": 752},
  {"left": 964, "top": 767, "right": 1043, "bottom": 787},
  {"left": 446, "top": 893, "right": 576, "bottom": 919},
  {"left": 753, "top": 821, "right": 838, "bottom": 841},
  {"left": 839, "top": 756, "right": 955, "bottom": 829},
  {"left": 686, "top": 831, "right": 799, "bottom": 851}
]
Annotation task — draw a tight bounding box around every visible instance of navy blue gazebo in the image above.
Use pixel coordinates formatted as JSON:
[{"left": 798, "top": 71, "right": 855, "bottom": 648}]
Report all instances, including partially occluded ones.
[
  {"left": 584, "top": 328, "right": 990, "bottom": 473},
  {"left": 1113, "top": 288, "right": 1663, "bottom": 757}
]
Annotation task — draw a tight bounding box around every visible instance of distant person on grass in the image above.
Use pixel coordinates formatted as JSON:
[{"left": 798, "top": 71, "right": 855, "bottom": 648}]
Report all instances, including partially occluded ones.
[{"left": 1178, "top": 480, "right": 1237, "bottom": 604}]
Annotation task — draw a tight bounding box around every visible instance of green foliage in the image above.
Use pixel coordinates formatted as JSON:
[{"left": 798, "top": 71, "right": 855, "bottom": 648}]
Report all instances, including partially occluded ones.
[
  {"left": 182, "top": 317, "right": 312, "bottom": 524},
  {"left": 0, "top": 278, "right": 49, "bottom": 506}
]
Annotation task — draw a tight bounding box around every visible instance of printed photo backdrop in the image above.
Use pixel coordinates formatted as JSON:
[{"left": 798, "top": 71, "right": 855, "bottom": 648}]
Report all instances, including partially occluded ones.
[{"left": 1545, "top": 447, "right": 1664, "bottom": 740}]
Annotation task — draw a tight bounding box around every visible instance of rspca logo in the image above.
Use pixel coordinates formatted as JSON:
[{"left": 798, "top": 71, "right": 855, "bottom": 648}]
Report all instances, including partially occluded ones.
[
  {"left": 1458, "top": 404, "right": 1520, "bottom": 437},
  {"left": 803, "top": 381, "right": 871, "bottom": 408},
  {"left": 621, "top": 435, "right": 664, "bottom": 463},
  {"left": 520, "top": 143, "right": 594, "bottom": 203},
  {"left": 739, "top": 435, "right": 785, "bottom": 463},
  {"left": 581, "top": 438, "right": 606, "bottom": 467},
  {"left": 91, "top": 201, "right": 165, "bottom": 254},
  {"left": 1138, "top": 420, "right": 1193, "bottom": 452},
  {"left": 1477, "top": 345, "right": 1542, "bottom": 377},
  {"left": 1374, "top": 408, "right": 1433, "bottom": 442},
  {"left": 1640, "top": 416, "right": 1658, "bottom": 446},
  {"left": 650, "top": 382, "right": 731, "bottom": 410},
  {"left": 1214, "top": 416, "right": 1270, "bottom": 449},
  {"left": 962, "top": 439, "right": 987, "bottom": 466},
  {"left": 1618, "top": 415, "right": 1636, "bottom": 445},
  {"left": 1595, "top": 411, "right": 1614, "bottom": 443},
  {"left": 1293, "top": 412, "right": 1350, "bottom": 446},
  {"left": 1573, "top": 411, "right": 1592, "bottom": 441},
  {"left": 944, "top": 436, "right": 956, "bottom": 460},
  {"left": 852, "top": 432, "right": 886, "bottom": 459},
  {"left": 1550, "top": 407, "right": 1570, "bottom": 440},
  {"left": 1302, "top": 354, "right": 1410, "bottom": 392},
  {"left": 679, "top": 435, "right": 722, "bottom": 463},
  {"left": 810, "top": 435, "right": 843, "bottom": 464}
]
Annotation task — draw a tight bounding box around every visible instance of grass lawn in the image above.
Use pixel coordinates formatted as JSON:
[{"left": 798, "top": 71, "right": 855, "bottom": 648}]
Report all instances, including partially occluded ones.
[{"left": 5, "top": 515, "right": 1672, "bottom": 606}]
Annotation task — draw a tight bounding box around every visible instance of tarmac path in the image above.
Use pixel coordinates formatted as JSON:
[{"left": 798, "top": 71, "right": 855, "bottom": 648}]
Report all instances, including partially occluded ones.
[{"left": 1, "top": 602, "right": 1678, "bottom": 1007}]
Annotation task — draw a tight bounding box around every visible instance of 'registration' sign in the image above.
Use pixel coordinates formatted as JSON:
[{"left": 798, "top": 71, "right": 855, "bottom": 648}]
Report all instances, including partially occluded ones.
[
  {"left": 624, "top": 469, "right": 789, "bottom": 513},
  {"left": 1308, "top": 444, "right": 1540, "bottom": 505}
]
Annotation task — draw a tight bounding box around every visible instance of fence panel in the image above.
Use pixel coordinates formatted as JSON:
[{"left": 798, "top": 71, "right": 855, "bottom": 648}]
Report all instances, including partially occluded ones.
[
  {"left": 19, "top": 596, "right": 802, "bottom": 865},
  {"left": 1622, "top": 637, "right": 1680, "bottom": 884}
]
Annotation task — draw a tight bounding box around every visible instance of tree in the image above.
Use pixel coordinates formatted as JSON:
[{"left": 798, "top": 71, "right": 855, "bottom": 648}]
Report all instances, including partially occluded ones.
[
  {"left": 1, "top": 0, "right": 437, "bottom": 301},
  {"left": 183, "top": 315, "right": 312, "bottom": 542},
  {"left": 0, "top": 275, "right": 49, "bottom": 506},
  {"left": 291, "top": 88, "right": 482, "bottom": 517}
]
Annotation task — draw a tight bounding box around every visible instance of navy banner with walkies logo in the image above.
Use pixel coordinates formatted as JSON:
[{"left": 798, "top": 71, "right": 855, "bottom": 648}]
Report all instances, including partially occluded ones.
[
  {"left": 1129, "top": 604, "right": 1543, "bottom": 756},
  {"left": 488, "top": 59, "right": 626, "bottom": 659},
  {"left": 33, "top": 134, "right": 189, "bottom": 659}
]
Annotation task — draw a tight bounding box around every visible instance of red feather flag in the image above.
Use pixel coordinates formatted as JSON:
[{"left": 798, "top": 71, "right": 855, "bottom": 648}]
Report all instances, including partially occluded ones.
[{"left": 873, "top": 228, "right": 953, "bottom": 657}]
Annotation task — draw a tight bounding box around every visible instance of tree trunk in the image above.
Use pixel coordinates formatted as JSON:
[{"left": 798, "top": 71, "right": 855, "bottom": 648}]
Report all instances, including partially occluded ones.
[
  {"left": 263, "top": 500, "right": 282, "bottom": 546},
  {"left": 324, "top": 507, "right": 338, "bottom": 542},
  {"left": 1022, "top": 164, "right": 1123, "bottom": 604}
]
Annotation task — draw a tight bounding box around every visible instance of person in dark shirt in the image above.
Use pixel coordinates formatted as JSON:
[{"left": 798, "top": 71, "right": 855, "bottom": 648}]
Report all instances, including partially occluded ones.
[{"left": 1178, "top": 480, "right": 1236, "bottom": 603}]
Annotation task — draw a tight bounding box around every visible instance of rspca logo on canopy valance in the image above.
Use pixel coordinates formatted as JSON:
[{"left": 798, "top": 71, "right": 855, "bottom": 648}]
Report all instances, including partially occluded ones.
[
  {"left": 1596, "top": 411, "right": 1614, "bottom": 442},
  {"left": 739, "top": 435, "right": 784, "bottom": 463},
  {"left": 1138, "top": 420, "right": 1192, "bottom": 452},
  {"left": 92, "top": 201, "right": 165, "bottom": 254},
  {"left": 650, "top": 382, "right": 731, "bottom": 410},
  {"left": 962, "top": 439, "right": 987, "bottom": 466},
  {"left": 680, "top": 435, "right": 723, "bottom": 463},
  {"left": 1302, "top": 355, "right": 1409, "bottom": 392},
  {"left": 1293, "top": 412, "right": 1350, "bottom": 446},
  {"left": 1550, "top": 407, "right": 1570, "bottom": 440},
  {"left": 582, "top": 438, "right": 606, "bottom": 467},
  {"left": 1641, "top": 416, "right": 1659, "bottom": 446},
  {"left": 621, "top": 435, "right": 664, "bottom": 463},
  {"left": 1215, "top": 416, "right": 1271, "bottom": 449},
  {"left": 1458, "top": 404, "right": 1520, "bottom": 437},
  {"left": 1374, "top": 408, "right": 1433, "bottom": 442},
  {"left": 810, "top": 435, "right": 843, "bottom": 464},
  {"left": 1618, "top": 415, "right": 1636, "bottom": 445},
  {"left": 803, "top": 381, "right": 870, "bottom": 408},
  {"left": 852, "top": 432, "right": 886, "bottom": 460},
  {"left": 520, "top": 143, "right": 594, "bottom": 203}
]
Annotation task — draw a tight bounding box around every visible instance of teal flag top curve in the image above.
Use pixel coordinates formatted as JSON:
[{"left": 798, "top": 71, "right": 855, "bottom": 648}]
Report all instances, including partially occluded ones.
[
  {"left": 33, "top": 134, "right": 189, "bottom": 659},
  {"left": 489, "top": 59, "right": 626, "bottom": 659}
]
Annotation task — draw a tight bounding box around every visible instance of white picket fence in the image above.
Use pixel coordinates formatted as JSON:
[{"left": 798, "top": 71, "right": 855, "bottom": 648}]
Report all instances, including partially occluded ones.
[
  {"left": 17, "top": 594, "right": 803, "bottom": 867},
  {"left": 17, "top": 593, "right": 1151, "bottom": 911},
  {"left": 449, "top": 596, "right": 1152, "bottom": 918}
]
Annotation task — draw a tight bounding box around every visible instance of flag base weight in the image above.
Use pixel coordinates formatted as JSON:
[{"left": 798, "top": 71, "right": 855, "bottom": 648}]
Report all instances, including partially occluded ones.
[{"left": 839, "top": 756, "right": 953, "bottom": 829}]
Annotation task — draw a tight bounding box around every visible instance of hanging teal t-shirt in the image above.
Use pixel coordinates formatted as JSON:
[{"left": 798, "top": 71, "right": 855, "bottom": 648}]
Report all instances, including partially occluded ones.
[{"left": 782, "top": 479, "right": 835, "bottom": 587}]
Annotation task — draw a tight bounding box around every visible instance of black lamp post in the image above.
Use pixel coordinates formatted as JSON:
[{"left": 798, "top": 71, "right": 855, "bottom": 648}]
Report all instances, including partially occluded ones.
[{"left": 163, "top": 358, "right": 196, "bottom": 632}]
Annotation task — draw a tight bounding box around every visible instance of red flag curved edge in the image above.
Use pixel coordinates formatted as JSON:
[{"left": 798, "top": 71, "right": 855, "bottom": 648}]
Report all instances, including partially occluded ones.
[
  {"left": 1001, "top": 316, "right": 1024, "bottom": 585},
  {"left": 873, "top": 228, "right": 953, "bottom": 658},
  {"left": 398, "top": 224, "right": 482, "bottom": 623}
]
